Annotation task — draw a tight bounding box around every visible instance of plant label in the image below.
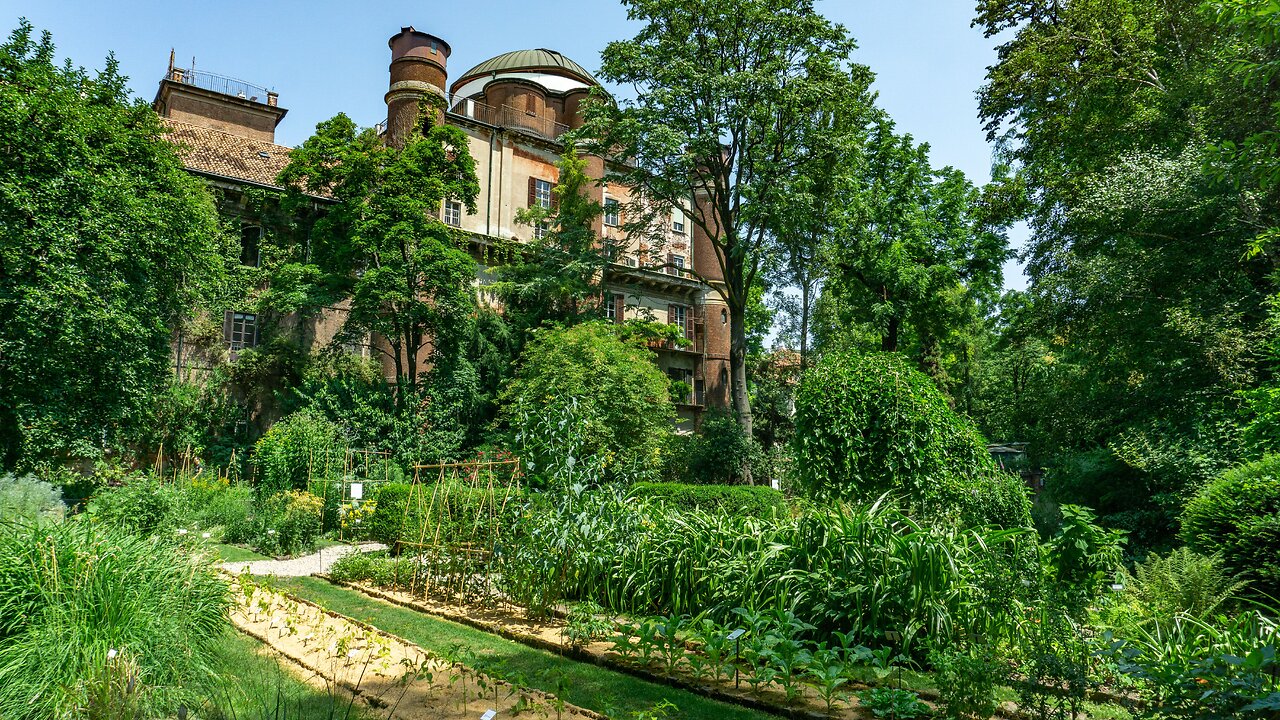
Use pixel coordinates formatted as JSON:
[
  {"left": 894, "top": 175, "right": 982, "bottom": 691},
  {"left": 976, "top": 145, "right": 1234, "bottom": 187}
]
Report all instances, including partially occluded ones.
[
  {"left": 480, "top": 711, "right": 497, "bottom": 720},
  {"left": 351, "top": 482, "right": 363, "bottom": 500},
  {"left": 727, "top": 628, "right": 746, "bottom": 641}
]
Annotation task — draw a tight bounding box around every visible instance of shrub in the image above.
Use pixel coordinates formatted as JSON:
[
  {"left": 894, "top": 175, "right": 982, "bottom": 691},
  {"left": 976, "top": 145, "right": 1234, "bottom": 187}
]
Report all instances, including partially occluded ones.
[
  {"left": 365, "top": 480, "right": 522, "bottom": 550},
  {"left": 683, "top": 409, "right": 760, "bottom": 484},
  {"left": 187, "top": 476, "right": 253, "bottom": 535},
  {"left": 500, "top": 322, "right": 675, "bottom": 485},
  {"left": 857, "top": 687, "right": 930, "bottom": 718},
  {"left": 1181, "top": 455, "right": 1280, "bottom": 600},
  {"left": 85, "top": 473, "right": 183, "bottom": 535},
  {"left": 930, "top": 644, "right": 1004, "bottom": 720},
  {"left": 258, "top": 491, "right": 323, "bottom": 557},
  {"left": 0, "top": 474, "right": 64, "bottom": 522},
  {"left": 630, "top": 482, "right": 787, "bottom": 520},
  {"left": 252, "top": 409, "right": 343, "bottom": 496},
  {"left": 1104, "top": 547, "right": 1247, "bottom": 631},
  {"left": 366, "top": 483, "right": 412, "bottom": 547},
  {"left": 0, "top": 521, "right": 228, "bottom": 718},
  {"left": 793, "top": 351, "right": 1031, "bottom": 528}
]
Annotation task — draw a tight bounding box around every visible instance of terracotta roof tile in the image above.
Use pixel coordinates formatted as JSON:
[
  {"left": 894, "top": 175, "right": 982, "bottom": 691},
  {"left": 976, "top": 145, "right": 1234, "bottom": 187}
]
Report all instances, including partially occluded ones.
[{"left": 160, "top": 118, "right": 299, "bottom": 192}]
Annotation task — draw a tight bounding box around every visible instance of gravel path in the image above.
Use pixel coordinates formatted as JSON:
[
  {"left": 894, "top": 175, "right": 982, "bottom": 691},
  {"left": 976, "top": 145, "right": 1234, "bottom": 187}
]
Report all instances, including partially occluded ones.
[{"left": 222, "top": 542, "right": 386, "bottom": 577}]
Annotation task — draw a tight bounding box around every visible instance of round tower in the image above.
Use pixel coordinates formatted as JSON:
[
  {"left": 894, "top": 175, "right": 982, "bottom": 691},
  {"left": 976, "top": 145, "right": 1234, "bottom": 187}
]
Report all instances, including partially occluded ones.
[{"left": 385, "top": 26, "right": 450, "bottom": 147}]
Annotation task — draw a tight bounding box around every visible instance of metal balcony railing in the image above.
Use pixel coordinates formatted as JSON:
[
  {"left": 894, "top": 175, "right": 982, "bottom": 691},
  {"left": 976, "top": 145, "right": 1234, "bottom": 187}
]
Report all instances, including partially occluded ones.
[
  {"left": 447, "top": 93, "right": 571, "bottom": 139},
  {"left": 170, "top": 67, "right": 277, "bottom": 106}
]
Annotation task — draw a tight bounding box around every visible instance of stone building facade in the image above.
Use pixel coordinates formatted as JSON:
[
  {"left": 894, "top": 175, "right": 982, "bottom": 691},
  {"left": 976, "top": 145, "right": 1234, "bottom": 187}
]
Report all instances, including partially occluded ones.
[{"left": 155, "top": 27, "right": 732, "bottom": 426}]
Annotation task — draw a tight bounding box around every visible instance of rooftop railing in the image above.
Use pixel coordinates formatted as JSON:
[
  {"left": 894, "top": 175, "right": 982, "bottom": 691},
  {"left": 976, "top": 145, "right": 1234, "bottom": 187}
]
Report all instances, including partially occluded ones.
[
  {"left": 447, "top": 93, "right": 571, "bottom": 139},
  {"left": 169, "top": 67, "right": 277, "bottom": 106}
]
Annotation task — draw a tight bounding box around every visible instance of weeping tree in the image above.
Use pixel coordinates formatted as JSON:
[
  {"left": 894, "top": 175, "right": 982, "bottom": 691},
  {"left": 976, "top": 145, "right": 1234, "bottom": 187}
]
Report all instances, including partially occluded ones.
[{"left": 581, "top": 0, "right": 877, "bottom": 462}]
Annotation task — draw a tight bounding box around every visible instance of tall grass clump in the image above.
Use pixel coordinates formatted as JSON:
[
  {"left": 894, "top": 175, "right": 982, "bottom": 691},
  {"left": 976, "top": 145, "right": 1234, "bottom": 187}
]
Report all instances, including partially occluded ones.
[{"left": 0, "top": 520, "right": 229, "bottom": 719}]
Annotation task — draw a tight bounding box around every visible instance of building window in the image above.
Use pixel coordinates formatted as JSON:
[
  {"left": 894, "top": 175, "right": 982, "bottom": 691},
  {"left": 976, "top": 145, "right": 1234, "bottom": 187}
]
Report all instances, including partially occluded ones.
[
  {"left": 669, "top": 254, "right": 685, "bottom": 276},
  {"left": 673, "top": 217, "right": 685, "bottom": 234},
  {"left": 532, "top": 178, "right": 553, "bottom": 209},
  {"left": 721, "top": 308, "right": 728, "bottom": 324},
  {"left": 444, "top": 200, "right": 462, "bottom": 227},
  {"left": 224, "top": 311, "right": 257, "bottom": 351},
  {"left": 670, "top": 304, "right": 687, "bottom": 330},
  {"left": 606, "top": 293, "right": 624, "bottom": 323},
  {"left": 625, "top": 254, "right": 637, "bottom": 268},
  {"left": 604, "top": 198, "right": 620, "bottom": 227},
  {"left": 666, "top": 368, "right": 695, "bottom": 404},
  {"left": 240, "top": 225, "right": 261, "bottom": 267}
]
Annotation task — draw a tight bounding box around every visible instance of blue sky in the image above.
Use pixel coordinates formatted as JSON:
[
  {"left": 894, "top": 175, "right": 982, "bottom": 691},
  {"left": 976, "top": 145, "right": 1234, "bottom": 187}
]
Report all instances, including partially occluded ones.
[{"left": 5, "top": 0, "right": 1026, "bottom": 289}]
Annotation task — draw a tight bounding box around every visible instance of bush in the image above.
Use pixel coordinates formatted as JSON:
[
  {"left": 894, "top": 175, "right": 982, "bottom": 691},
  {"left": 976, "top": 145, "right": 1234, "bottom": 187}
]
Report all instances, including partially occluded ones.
[
  {"left": 500, "top": 322, "right": 675, "bottom": 485},
  {"left": 1181, "top": 455, "right": 1280, "bottom": 600},
  {"left": 1103, "top": 547, "right": 1247, "bottom": 632},
  {"left": 85, "top": 473, "right": 183, "bottom": 535},
  {"left": 0, "top": 521, "right": 228, "bottom": 718},
  {"left": 0, "top": 474, "right": 64, "bottom": 522},
  {"left": 630, "top": 482, "right": 787, "bottom": 520},
  {"left": 252, "top": 409, "right": 343, "bottom": 496},
  {"left": 793, "top": 351, "right": 1031, "bottom": 528},
  {"left": 930, "top": 644, "right": 1004, "bottom": 720},
  {"left": 365, "top": 480, "right": 522, "bottom": 550},
  {"left": 683, "top": 410, "right": 760, "bottom": 484}
]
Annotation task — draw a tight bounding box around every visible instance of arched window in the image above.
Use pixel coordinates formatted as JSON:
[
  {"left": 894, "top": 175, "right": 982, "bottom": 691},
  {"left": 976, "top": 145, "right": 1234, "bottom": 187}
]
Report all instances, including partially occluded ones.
[{"left": 720, "top": 308, "right": 728, "bottom": 325}]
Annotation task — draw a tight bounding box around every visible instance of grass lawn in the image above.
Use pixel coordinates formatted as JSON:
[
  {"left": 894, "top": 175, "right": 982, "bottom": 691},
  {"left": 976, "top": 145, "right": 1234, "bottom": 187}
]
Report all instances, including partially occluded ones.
[
  {"left": 203, "top": 629, "right": 375, "bottom": 719},
  {"left": 214, "top": 543, "right": 272, "bottom": 562},
  {"left": 267, "top": 576, "right": 776, "bottom": 720}
]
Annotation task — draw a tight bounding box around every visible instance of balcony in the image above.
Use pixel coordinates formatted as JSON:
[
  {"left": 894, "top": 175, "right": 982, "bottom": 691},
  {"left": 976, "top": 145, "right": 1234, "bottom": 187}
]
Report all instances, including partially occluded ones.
[
  {"left": 168, "top": 68, "right": 277, "bottom": 106},
  {"left": 447, "top": 94, "right": 571, "bottom": 140}
]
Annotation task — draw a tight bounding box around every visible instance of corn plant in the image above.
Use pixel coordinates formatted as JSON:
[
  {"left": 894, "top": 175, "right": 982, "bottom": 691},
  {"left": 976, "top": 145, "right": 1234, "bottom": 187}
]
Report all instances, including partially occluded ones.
[
  {"left": 692, "top": 618, "right": 735, "bottom": 682},
  {"left": 765, "top": 636, "right": 812, "bottom": 705},
  {"left": 654, "top": 614, "right": 687, "bottom": 675}
]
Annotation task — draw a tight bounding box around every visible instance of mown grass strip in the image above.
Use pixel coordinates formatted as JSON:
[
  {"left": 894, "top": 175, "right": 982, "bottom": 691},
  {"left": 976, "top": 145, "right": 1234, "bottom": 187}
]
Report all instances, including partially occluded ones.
[
  {"left": 268, "top": 576, "right": 776, "bottom": 720},
  {"left": 207, "top": 629, "right": 377, "bottom": 719},
  {"left": 216, "top": 543, "right": 272, "bottom": 562}
]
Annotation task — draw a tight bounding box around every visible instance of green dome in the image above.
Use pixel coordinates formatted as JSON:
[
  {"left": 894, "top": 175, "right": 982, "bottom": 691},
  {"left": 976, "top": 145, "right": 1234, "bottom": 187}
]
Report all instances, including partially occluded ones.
[{"left": 454, "top": 49, "right": 598, "bottom": 88}]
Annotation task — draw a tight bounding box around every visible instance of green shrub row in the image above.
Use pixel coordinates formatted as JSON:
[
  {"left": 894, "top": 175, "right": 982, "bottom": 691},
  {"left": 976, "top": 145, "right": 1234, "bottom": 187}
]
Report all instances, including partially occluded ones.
[{"left": 630, "top": 482, "right": 787, "bottom": 520}]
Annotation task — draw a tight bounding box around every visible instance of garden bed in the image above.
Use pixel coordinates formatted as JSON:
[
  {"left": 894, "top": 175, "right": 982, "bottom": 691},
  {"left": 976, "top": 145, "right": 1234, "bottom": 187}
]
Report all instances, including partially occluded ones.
[{"left": 229, "top": 576, "right": 599, "bottom": 719}]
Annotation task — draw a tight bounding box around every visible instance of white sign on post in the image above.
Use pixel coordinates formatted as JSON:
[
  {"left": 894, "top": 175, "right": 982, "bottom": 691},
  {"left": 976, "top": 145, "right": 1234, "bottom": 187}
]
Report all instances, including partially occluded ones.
[
  {"left": 350, "top": 482, "right": 363, "bottom": 500},
  {"left": 480, "top": 711, "right": 497, "bottom": 720}
]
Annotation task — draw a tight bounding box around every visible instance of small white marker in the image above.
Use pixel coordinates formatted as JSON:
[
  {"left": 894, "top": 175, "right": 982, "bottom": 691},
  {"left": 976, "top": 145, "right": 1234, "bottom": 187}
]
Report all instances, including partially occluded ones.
[
  {"left": 726, "top": 629, "right": 746, "bottom": 641},
  {"left": 107, "top": 648, "right": 118, "bottom": 660},
  {"left": 481, "top": 711, "right": 497, "bottom": 720},
  {"left": 202, "top": 532, "right": 211, "bottom": 539}
]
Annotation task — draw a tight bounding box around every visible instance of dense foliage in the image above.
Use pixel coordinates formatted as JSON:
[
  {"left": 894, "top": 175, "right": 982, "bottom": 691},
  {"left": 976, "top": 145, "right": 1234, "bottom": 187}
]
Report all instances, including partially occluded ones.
[
  {"left": 0, "top": 21, "right": 229, "bottom": 470},
  {"left": 501, "top": 322, "right": 675, "bottom": 484},
  {"left": 252, "top": 408, "right": 342, "bottom": 495},
  {"left": 794, "top": 351, "right": 1030, "bottom": 528},
  {"left": 629, "top": 482, "right": 786, "bottom": 520},
  {"left": 0, "top": 520, "right": 228, "bottom": 719},
  {"left": 1181, "top": 455, "right": 1280, "bottom": 600}
]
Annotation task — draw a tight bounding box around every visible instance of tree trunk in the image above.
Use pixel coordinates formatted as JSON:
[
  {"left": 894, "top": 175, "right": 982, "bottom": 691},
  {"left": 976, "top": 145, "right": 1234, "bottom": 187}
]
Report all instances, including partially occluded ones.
[
  {"left": 799, "top": 279, "right": 811, "bottom": 373},
  {"left": 728, "top": 293, "right": 754, "bottom": 485},
  {"left": 882, "top": 315, "right": 899, "bottom": 352}
]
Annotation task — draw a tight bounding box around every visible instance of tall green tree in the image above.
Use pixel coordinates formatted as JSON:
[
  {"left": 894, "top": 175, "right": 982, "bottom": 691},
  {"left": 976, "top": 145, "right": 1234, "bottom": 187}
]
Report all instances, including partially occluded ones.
[
  {"left": 0, "top": 21, "right": 228, "bottom": 469},
  {"left": 498, "top": 146, "right": 607, "bottom": 334},
  {"left": 973, "top": 0, "right": 1280, "bottom": 545},
  {"left": 582, "top": 0, "right": 876, "bottom": 455},
  {"left": 819, "top": 119, "right": 1007, "bottom": 381},
  {"left": 277, "top": 111, "right": 481, "bottom": 404}
]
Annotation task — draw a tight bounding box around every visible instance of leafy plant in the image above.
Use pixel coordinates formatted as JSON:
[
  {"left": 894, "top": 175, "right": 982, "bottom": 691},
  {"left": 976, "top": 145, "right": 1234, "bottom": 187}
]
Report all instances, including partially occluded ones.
[
  {"left": 808, "top": 646, "right": 851, "bottom": 711},
  {"left": 564, "top": 601, "right": 613, "bottom": 649},
  {"left": 0, "top": 474, "right": 64, "bottom": 522},
  {"left": 1181, "top": 455, "right": 1280, "bottom": 600},
  {"left": 793, "top": 350, "right": 1031, "bottom": 529},
  {"left": 857, "top": 687, "right": 931, "bottom": 718},
  {"left": 929, "top": 644, "right": 1004, "bottom": 720}
]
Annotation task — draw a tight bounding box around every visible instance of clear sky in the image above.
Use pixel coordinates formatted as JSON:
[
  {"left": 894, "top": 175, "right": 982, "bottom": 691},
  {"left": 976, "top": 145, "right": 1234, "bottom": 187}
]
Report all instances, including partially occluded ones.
[{"left": 4, "top": 0, "right": 1027, "bottom": 289}]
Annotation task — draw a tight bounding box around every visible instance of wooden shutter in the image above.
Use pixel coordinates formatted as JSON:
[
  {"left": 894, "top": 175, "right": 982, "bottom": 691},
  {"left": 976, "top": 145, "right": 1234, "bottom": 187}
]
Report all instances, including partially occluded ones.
[
  {"left": 668, "top": 304, "right": 675, "bottom": 325},
  {"left": 613, "top": 293, "right": 625, "bottom": 324},
  {"left": 527, "top": 176, "right": 537, "bottom": 207},
  {"left": 550, "top": 182, "right": 560, "bottom": 211},
  {"left": 667, "top": 252, "right": 674, "bottom": 273},
  {"left": 223, "top": 310, "right": 234, "bottom": 346},
  {"left": 685, "top": 310, "right": 695, "bottom": 341}
]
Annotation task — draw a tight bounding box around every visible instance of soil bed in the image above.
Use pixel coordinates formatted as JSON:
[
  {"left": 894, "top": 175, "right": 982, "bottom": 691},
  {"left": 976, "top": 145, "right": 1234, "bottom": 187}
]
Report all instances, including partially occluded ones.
[{"left": 229, "top": 575, "right": 598, "bottom": 719}]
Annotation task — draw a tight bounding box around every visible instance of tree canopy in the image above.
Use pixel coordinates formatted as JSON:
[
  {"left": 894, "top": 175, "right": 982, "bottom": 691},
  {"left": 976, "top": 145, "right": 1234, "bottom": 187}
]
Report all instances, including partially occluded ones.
[{"left": 0, "top": 21, "right": 229, "bottom": 469}]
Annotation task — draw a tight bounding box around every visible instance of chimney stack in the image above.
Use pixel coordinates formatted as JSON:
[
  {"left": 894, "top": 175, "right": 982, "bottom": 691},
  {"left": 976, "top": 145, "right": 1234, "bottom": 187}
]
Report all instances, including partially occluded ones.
[{"left": 385, "top": 26, "right": 450, "bottom": 147}]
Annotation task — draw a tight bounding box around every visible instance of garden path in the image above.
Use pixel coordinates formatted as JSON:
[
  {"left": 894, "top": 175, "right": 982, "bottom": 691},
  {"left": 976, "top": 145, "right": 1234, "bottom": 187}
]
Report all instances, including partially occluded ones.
[{"left": 221, "top": 542, "right": 386, "bottom": 577}]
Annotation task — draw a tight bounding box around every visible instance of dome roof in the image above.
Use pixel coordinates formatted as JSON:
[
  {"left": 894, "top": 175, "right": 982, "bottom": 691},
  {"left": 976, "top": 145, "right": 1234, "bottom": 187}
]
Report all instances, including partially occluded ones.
[{"left": 453, "top": 49, "right": 599, "bottom": 91}]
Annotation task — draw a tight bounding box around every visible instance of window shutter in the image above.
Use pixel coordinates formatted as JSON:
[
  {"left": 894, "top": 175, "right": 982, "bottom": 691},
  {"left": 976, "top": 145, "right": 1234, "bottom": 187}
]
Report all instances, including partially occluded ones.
[
  {"left": 550, "top": 183, "right": 560, "bottom": 211},
  {"left": 223, "top": 311, "right": 233, "bottom": 345},
  {"left": 527, "top": 176, "right": 537, "bottom": 207},
  {"left": 613, "top": 294, "right": 624, "bottom": 324},
  {"left": 685, "top": 311, "right": 695, "bottom": 341},
  {"left": 668, "top": 304, "right": 675, "bottom": 325}
]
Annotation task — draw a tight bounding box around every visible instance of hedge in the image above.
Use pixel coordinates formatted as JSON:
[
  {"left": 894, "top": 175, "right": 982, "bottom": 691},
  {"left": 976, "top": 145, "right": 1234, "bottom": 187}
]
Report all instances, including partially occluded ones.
[
  {"left": 630, "top": 482, "right": 788, "bottom": 520},
  {"left": 1182, "top": 455, "right": 1280, "bottom": 600}
]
